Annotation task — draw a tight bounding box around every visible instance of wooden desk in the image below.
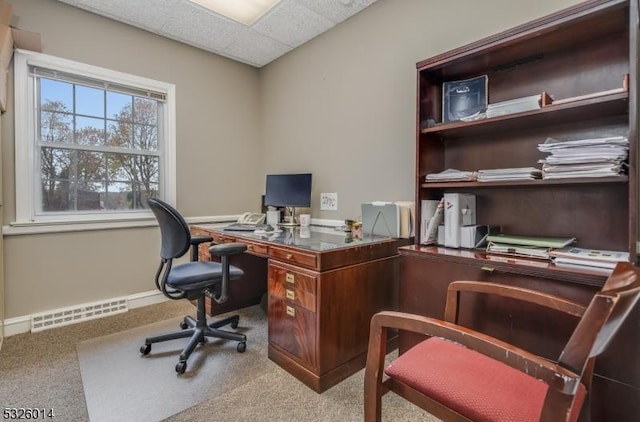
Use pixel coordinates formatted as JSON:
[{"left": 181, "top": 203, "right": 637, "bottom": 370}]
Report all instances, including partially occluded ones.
[{"left": 191, "top": 225, "right": 407, "bottom": 392}]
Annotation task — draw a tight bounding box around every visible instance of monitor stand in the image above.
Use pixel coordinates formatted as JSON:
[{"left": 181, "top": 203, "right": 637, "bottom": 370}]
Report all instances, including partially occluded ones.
[{"left": 278, "top": 206, "right": 299, "bottom": 227}]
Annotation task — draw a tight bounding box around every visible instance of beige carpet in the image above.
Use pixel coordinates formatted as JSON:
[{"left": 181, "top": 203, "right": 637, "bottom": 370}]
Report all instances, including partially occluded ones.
[
  {"left": 76, "top": 306, "right": 268, "bottom": 422},
  {"left": 76, "top": 304, "right": 438, "bottom": 422}
]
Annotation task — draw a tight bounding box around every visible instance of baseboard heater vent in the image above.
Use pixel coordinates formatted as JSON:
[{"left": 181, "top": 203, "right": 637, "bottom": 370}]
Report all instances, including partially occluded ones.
[{"left": 30, "top": 297, "right": 128, "bottom": 332}]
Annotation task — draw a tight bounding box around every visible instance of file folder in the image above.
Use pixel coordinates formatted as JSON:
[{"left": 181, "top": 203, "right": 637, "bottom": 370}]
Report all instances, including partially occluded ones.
[{"left": 361, "top": 202, "right": 400, "bottom": 238}]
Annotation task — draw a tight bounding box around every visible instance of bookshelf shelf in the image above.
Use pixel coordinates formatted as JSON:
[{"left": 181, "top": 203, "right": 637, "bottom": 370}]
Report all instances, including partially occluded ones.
[
  {"left": 421, "top": 91, "right": 629, "bottom": 137},
  {"left": 420, "top": 175, "right": 628, "bottom": 189}
]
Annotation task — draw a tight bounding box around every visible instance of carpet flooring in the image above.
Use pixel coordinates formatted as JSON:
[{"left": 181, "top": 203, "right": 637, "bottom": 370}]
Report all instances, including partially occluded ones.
[
  {"left": 76, "top": 306, "right": 267, "bottom": 422},
  {"left": 1, "top": 300, "right": 439, "bottom": 421}
]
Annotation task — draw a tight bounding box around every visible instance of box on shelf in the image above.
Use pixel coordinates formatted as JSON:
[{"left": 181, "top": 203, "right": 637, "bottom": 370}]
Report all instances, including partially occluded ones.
[{"left": 442, "top": 75, "right": 488, "bottom": 122}]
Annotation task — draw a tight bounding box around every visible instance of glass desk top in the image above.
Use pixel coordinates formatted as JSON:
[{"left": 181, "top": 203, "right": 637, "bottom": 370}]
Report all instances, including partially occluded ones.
[{"left": 194, "top": 224, "right": 393, "bottom": 253}]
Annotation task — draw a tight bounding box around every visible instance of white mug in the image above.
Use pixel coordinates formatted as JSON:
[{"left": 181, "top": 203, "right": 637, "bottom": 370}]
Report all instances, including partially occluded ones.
[
  {"left": 299, "top": 214, "right": 311, "bottom": 227},
  {"left": 266, "top": 210, "right": 280, "bottom": 225}
]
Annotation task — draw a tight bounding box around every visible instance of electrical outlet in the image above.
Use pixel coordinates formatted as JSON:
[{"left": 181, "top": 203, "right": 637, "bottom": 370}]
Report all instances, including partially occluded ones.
[{"left": 320, "top": 192, "right": 338, "bottom": 211}]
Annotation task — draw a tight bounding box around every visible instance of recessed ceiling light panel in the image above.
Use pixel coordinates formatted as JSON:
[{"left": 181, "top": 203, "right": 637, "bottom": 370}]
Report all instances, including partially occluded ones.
[{"left": 190, "top": 0, "right": 281, "bottom": 25}]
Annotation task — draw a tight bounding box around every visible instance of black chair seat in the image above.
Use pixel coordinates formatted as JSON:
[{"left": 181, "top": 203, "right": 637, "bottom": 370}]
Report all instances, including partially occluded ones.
[{"left": 167, "top": 261, "right": 244, "bottom": 289}]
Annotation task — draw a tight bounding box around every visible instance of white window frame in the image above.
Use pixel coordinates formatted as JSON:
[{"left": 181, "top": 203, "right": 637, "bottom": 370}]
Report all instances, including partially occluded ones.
[{"left": 13, "top": 49, "right": 176, "bottom": 230}]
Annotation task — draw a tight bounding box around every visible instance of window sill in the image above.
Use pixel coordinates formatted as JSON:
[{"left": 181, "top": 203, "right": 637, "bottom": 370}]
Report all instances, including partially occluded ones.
[{"left": 3, "top": 215, "right": 239, "bottom": 236}]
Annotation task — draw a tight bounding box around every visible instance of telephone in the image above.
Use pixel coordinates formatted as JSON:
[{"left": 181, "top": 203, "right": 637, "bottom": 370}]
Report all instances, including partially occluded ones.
[{"left": 237, "top": 212, "right": 266, "bottom": 226}]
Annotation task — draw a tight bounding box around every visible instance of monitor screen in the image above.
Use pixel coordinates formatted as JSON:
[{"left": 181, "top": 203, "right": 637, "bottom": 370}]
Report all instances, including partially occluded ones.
[{"left": 264, "top": 173, "right": 312, "bottom": 208}]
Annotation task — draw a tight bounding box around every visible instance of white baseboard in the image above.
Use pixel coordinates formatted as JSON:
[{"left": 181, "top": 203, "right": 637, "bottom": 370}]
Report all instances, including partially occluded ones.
[{"left": 2, "top": 290, "right": 167, "bottom": 338}]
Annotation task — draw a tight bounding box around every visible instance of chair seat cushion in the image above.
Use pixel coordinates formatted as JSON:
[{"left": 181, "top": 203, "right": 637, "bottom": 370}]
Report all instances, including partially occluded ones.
[
  {"left": 167, "top": 261, "right": 244, "bottom": 291},
  {"left": 384, "top": 337, "right": 585, "bottom": 422}
]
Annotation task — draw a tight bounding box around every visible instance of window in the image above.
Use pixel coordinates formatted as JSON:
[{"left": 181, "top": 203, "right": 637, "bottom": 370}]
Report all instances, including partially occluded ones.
[{"left": 14, "top": 50, "right": 176, "bottom": 227}]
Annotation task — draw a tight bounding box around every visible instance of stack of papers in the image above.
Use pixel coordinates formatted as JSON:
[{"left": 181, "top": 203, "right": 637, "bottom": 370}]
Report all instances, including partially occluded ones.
[
  {"left": 486, "top": 234, "right": 576, "bottom": 261},
  {"left": 486, "top": 94, "right": 541, "bottom": 118},
  {"left": 487, "top": 243, "right": 551, "bottom": 259},
  {"left": 425, "top": 168, "right": 477, "bottom": 182},
  {"left": 549, "top": 247, "right": 629, "bottom": 270},
  {"left": 538, "top": 136, "right": 629, "bottom": 179},
  {"left": 477, "top": 167, "right": 542, "bottom": 182}
]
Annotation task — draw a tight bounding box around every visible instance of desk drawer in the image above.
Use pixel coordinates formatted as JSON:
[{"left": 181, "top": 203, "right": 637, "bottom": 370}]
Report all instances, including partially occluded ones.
[
  {"left": 244, "top": 242, "right": 268, "bottom": 256},
  {"left": 210, "top": 233, "right": 269, "bottom": 257},
  {"left": 268, "top": 294, "right": 317, "bottom": 369},
  {"left": 270, "top": 246, "right": 318, "bottom": 269},
  {"left": 268, "top": 262, "right": 316, "bottom": 312},
  {"left": 210, "top": 233, "right": 235, "bottom": 244}
]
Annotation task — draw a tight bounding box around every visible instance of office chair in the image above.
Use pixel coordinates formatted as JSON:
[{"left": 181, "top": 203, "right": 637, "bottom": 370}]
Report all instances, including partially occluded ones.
[
  {"left": 364, "top": 262, "right": 640, "bottom": 422},
  {"left": 141, "top": 198, "right": 248, "bottom": 374}
]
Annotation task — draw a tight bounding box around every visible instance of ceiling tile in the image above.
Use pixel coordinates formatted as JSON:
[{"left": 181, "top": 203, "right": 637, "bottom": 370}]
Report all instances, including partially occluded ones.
[
  {"left": 223, "top": 29, "right": 291, "bottom": 67},
  {"left": 62, "top": 0, "right": 181, "bottom": 33},
  {"left": 53, "top": 0, "right": 380, "bottom": 67},
  {"left": 161, "top": 0, "right": 245, "bottom": 51},
  {"left": 252, "top": 0, "right": 334, "bottom": 48}
]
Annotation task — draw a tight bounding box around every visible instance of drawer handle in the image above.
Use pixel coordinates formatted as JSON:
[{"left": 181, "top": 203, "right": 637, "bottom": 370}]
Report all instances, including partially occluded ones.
[
  {"left": 286, "top": 305, "right": 295, "bottom": 317},
  {"left": 286, "top": 289, "right": 295, "bottom": 300},
  {"left": 247, "top": 244, "right": 254, "bottom": 251},
  {"left": 481, "top": 266, "right": 495, "bottom": 273},
  {"left": 286, "top": 253, "right": 294, "bottom": 260},
  {"left": 285, "top": 273, "right": 295, "bottom": 284}
]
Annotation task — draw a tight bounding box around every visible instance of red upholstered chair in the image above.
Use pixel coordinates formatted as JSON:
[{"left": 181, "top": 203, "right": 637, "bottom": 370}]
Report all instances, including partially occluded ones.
[{"left": 364, "top": 262, "right": 640, "bottom": 422}]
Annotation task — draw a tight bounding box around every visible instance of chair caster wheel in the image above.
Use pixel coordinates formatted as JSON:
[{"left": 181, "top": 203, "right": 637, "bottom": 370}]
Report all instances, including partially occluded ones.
[
  {"left": 180, "top": 320, "right": 189, "bottom": 329},
  {"left": 237, "top": 342, "right": 246, "bottom": 353},
  {"left": 175, "top": 361, "right": 187, "bottom": 374},
  {"left": 231, "top": 316, "right": 239, "bottom": 329},
  {"left": 140, "top": 343, "right": 151, "bottom": 355}
]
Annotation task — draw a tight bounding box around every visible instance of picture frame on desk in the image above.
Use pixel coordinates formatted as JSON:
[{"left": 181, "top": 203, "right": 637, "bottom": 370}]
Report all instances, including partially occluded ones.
[{"left": 442, "top": 75, "right": 488, "bottom": 122}]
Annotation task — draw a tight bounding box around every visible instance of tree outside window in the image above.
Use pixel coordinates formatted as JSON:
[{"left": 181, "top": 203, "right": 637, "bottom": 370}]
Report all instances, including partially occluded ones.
[{"left": 38, "top": 80, "right": 161, "bottom": 214}]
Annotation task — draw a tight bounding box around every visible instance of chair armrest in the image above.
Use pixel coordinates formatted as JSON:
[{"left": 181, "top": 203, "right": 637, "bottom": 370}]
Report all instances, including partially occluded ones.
[
  {"left": 444, "top": 281, "right": 586, "bottom": 323},
  {"left": 191, "top": 234, "right": 213, "bottom": 245},
  {"left": 209, "top": 242, "right": 247, "bottom": 256},
  {"left": 189, "top": 235, "right": 213, "bottom": 261},
  {"left": 367, "top": 310, "right": 581, "bottom": 395},
  {"left": 208, "top": 242, "right": 247, "bottom": 304}
]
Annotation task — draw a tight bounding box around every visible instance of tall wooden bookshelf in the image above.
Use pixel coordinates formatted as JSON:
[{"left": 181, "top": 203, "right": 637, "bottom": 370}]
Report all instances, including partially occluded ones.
[{"left": 400, "top": 1, "right": 639, "bottom": 420}]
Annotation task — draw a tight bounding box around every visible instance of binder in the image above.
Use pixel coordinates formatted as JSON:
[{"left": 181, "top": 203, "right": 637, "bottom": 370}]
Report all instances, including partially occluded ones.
[
  {"left": 443, "top": 193, "right": 476, "bottom": 248},
  {"left": 395, "top": 201, "right": 415, "bottom": 238},
  {"left": 486, "top": 234, "right": 576, "bottom": 249},
  {"left": 421, "top": 199, "right": 442, "bottom": 244}
]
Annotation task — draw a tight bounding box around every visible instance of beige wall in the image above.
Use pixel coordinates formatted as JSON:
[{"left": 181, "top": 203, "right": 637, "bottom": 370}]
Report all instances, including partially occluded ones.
[
  {"left": 2, "top": 0, "right": 262, "bottom": 318},
  {"left": 2, "top": 0, "right": 583, "bottom": 319},
  {"left": 260, "top": 0, "right": 583, "bottom": 220}
]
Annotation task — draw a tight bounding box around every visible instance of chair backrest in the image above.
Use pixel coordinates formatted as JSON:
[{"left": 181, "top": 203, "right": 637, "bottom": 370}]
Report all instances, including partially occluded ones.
[
  {"left": 148, "top": 198, "right": 191, "bottom": 260},
  {"left": 559, "top": 262, "right": 640, "bottom": 375}
]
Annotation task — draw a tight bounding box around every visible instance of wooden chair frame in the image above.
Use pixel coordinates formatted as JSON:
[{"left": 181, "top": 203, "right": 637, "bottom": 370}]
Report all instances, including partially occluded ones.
[{"left": 364, "top": 262, "right": 640, "bottom": 421}]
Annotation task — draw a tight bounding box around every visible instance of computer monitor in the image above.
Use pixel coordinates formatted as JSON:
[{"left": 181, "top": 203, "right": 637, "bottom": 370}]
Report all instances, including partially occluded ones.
[{"left": 264, "top": 173, "right": 312, "bottom": 225}]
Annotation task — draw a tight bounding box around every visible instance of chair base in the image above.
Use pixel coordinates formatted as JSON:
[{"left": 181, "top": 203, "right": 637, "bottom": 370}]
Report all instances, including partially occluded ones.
[{"left": 140, "top": 295, "right": 247, "bottom": 374}]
